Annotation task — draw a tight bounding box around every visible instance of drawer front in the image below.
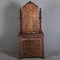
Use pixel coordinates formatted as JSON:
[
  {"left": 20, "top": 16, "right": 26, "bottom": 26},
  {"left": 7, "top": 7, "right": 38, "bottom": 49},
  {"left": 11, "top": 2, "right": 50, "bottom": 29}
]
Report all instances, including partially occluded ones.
[{"left": 22, "top": 38, "right": 43, "bottom": 57}]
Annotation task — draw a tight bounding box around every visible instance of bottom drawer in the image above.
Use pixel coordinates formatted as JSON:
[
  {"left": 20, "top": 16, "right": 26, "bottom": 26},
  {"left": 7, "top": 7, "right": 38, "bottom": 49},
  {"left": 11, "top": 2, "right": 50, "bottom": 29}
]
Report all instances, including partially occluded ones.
[{"left": 22, "top": 39, "right": 43, "bottom": 57}]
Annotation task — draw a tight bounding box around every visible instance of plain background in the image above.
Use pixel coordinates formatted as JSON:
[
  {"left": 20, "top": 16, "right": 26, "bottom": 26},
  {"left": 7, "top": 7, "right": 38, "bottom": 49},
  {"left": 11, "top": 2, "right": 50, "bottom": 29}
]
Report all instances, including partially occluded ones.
[{"left": 0, "top": 0, "right": 60, "bottom": 58}]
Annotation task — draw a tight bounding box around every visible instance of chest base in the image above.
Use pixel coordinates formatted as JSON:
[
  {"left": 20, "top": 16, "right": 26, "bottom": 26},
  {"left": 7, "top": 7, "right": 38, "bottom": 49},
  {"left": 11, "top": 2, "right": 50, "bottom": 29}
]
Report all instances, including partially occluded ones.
[{"left": 18, "top": 33, "right": 44, "bottom": 59}]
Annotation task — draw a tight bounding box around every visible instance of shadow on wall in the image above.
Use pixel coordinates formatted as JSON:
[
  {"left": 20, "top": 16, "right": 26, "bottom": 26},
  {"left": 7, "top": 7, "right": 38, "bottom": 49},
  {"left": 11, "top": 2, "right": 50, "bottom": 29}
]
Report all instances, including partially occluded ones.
[{"left": 1, "top": 2, "right": 20, "bottom": 58}]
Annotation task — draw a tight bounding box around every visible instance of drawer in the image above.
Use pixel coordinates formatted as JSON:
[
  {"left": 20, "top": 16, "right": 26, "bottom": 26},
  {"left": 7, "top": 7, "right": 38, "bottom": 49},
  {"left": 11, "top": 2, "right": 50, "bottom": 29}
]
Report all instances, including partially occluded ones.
[{"left": 22, "top": 39, "right": 43, "bottom": 57}]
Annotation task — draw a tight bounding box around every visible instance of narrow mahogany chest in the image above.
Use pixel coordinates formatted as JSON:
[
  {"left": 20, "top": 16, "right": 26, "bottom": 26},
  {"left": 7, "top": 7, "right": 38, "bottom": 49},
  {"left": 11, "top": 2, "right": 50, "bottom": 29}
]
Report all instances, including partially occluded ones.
[{"left": 18, "top": 1, "right": 44, "bottom": 58}]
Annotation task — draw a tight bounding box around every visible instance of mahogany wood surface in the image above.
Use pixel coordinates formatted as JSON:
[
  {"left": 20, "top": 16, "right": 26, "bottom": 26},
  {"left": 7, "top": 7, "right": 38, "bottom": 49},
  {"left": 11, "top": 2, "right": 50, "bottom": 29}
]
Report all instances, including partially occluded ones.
[
  {"left": 18, "top": 33, "right": 44, "bottom": 58},
  {"left": 22, "top": 3, "right": 40, "bottom": 33},
  {"left": 18, "top": 1, "right": 44, "bottom": 59}
]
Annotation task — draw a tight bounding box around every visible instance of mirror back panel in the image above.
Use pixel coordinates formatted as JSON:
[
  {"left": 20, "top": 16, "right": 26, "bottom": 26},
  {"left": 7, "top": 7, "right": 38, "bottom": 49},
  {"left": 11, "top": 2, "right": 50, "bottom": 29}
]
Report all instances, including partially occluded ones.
[{"left": 21, "top": 3, "right": 40, "bottom": 33}]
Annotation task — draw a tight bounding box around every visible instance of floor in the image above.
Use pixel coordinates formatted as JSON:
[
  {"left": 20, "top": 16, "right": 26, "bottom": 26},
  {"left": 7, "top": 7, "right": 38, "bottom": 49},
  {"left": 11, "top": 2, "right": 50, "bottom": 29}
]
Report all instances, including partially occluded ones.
[{"left": 0, "top": 52, "right": 60, "bottom": 60}]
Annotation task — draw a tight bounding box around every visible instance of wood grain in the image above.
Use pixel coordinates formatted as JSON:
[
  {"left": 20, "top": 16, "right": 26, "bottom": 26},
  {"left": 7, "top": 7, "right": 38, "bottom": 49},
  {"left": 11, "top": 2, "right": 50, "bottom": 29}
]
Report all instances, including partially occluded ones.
[
  {"left": 18, "top": 1, "right": 44, "bottom": 59},
  {"left": 22, "top": 2, "right": 40, "bottom": 33},
  {"left": 19, "top": 33, "right": 44, "bottom": 58}
]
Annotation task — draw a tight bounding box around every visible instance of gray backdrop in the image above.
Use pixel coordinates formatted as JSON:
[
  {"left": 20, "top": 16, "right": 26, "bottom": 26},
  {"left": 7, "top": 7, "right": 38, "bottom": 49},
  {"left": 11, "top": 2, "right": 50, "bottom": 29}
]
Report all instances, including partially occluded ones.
[{"left": 0, "top": 0, "right": 60, "bottom": 58}]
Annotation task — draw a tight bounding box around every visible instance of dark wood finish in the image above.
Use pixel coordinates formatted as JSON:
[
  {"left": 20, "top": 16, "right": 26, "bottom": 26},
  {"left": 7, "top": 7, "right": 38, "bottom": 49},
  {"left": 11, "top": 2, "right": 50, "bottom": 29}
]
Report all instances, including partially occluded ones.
[
  {"left": 18, "top": 33, "right": 44, "bottom": 58},
  {"left": 18, "top": 1, "right": 44, "bottom": 59}
]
